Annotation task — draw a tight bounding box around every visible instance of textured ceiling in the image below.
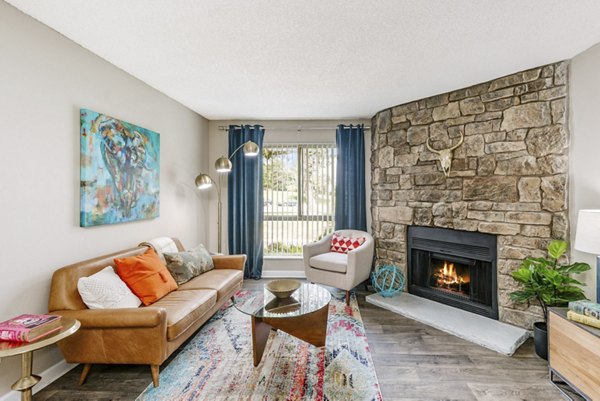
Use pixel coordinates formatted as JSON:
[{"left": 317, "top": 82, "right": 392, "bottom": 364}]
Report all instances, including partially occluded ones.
[{"left": 6, "top": 0, "right": 600, "bottom": 119}]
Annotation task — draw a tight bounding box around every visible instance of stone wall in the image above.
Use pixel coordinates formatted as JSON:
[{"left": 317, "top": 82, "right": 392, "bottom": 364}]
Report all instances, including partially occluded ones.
[{"left": 370, "top": 61, "right": 569, "bottom": 329}]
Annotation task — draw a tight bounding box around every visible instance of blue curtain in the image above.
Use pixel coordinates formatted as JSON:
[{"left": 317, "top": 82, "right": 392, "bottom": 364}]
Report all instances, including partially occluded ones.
[
  {"left": 335, "top": 124, "right": 367, "bottom": 231},
  {"left": 227, "top": 125, "right": 265, "bottom": 279}
]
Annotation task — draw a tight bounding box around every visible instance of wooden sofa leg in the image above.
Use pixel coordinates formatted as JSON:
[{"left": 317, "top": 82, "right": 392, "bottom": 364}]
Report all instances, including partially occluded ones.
[
  {"left": 150, "top": 365, "right": 160, "bottom": 387},
  {"left": 345, "top": 291, "right": 350, "bottom": 306},
  {"left": 79, "top": 363, "right": 92, "bottom": 385}
]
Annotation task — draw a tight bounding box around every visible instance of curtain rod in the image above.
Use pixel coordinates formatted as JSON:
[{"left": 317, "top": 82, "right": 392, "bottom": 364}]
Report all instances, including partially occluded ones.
[{"left": 218, "top": 125, "right": 370, "bottom": 132}]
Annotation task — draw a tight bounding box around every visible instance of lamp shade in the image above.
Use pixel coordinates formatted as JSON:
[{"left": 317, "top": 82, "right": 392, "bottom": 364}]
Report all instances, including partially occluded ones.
[
  {"left": 215, "top": 156, "right": 232, "bottom": 173},
  {"left": 243, "top": 141, "right": 259, "bottom": 156},
  {"left": 195, "top": 174, "right": 213, "bottom": 190},
  {"left": 575, "top": 209, "right": 600, "bottom": 254}
]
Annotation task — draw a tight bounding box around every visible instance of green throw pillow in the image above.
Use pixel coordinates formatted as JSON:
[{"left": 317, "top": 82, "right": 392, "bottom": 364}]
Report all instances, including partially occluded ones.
[
  {"left": 192, "top": 243, "right": 214, "bottom": 273},
  {"left": 163, "top": 244, "right": 214, "bottom": 285}
]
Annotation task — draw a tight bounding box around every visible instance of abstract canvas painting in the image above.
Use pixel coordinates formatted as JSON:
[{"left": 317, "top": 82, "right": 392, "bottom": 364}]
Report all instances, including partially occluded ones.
[{"left": 80, "top": 109, "right": 160, "bottom": 227}]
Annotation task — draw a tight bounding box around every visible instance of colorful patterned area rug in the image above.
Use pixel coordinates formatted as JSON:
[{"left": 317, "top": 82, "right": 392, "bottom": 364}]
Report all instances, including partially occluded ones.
[{"left": 136, "top": 289, "right": 382, "bottom": 401}]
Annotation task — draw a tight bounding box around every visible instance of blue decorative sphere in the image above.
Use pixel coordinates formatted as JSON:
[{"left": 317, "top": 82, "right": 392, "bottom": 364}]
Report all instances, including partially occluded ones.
[{"left": 372, "top": 265, "right": 405, "bottom": 297}]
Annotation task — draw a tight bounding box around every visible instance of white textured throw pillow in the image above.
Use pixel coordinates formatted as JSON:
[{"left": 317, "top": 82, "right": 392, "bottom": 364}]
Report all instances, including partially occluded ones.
[{"left": 77, "top": 266, "right": 142, "bottom": 309}]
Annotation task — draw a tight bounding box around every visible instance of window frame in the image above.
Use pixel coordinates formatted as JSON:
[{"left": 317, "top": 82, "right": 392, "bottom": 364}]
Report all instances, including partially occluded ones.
[{"left": 262, "top": 142, "right": 336, "bottom": 257}]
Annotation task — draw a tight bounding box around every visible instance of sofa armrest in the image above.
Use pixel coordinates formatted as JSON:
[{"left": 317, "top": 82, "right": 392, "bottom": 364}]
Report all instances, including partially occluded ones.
[
  {"left": 347, "top": 235, "right": 375, "bottom": 280},
  {"left": 212, "top": 254, "right": 247, "bottom": 271},
  {"left": 303, "top": 235, "right": 333, "bottom": 260},
  {"left": 52, "top": 307, "right": 166, "bottom": 329}
]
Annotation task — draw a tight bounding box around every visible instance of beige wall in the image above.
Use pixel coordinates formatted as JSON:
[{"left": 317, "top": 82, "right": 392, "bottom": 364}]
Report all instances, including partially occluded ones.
[
  {"left": 570, "top": 43, "right": 600, "bottom": 301},
  {"left": 0, "top": 3, "right": 209, "bottom": 397},
  {"left": 207, "top": 120, "right": 370, "bottom": 273}
]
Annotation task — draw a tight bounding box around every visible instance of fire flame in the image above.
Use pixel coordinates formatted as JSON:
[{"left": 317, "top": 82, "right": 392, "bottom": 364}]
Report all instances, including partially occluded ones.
[{"left": 437, "top": 261, "right": 465, "bottom": 286}]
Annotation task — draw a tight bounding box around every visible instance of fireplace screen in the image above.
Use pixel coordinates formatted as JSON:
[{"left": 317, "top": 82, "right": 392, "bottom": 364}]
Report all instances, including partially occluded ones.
[{"left": 407, "top": 226, "right": 498, "bottom": 319}]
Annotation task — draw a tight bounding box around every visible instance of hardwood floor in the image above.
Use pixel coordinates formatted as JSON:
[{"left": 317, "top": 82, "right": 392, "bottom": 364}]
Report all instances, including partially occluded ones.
[
  {"left": 358, "top": 294, "right": 569, "bottom": 401},
  {"left": 33, "top": 280, "right": 572, "bottom": 401}
]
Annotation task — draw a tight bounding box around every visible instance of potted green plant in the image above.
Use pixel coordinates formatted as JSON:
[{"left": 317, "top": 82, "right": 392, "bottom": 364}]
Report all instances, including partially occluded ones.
[{"left": 510, "top": 240, "right": 591, "bottom": 359}]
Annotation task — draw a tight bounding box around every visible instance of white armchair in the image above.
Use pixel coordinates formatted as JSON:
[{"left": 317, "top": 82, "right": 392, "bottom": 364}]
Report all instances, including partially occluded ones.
[{"left": 303, "top": 230, "right": 375, "bottom": 305}]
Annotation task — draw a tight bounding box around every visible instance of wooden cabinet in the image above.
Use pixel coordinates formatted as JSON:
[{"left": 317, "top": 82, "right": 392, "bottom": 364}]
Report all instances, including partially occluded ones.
[{"left": 548, "top": 308, "right": 600, "bottom": 400}]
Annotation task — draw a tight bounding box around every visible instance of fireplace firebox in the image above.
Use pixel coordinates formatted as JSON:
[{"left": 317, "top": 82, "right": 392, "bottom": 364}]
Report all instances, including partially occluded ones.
[{"left": 407, "top": 226, "right": 498, "bottom": 319}]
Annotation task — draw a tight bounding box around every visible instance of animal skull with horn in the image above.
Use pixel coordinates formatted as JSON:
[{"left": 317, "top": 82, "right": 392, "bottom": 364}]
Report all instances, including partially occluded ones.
[{"left": 426, "top": 133, "right": 464, "bottom": 177}]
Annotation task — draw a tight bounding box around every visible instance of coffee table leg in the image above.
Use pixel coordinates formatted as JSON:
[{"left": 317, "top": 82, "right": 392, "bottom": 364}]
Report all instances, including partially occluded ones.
[
  {"left": 264, "top": 304, "right": 329, "bottom": 348},
  {"left": 11, "top": 351, "right": 41, "bottom": 401},
  {"left": 252, "top": 316, "right": 272, "bottom": 367}
]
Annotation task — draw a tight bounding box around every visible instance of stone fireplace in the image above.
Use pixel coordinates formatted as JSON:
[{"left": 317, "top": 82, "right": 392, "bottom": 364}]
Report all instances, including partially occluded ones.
[{"left": 370, "top": 61, "right": 569, "bottom": 329}]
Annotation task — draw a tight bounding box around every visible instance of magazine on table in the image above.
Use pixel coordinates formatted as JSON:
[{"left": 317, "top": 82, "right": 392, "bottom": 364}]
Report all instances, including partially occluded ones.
[{"left": 0, "top": 314, "right": 62, "bottom": 343}]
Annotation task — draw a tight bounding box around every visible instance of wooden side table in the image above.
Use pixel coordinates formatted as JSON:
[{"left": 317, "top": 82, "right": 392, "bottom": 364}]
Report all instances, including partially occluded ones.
[
  {"left": 0, "top": 317, "right": 80, "bottom": 401},
  {"left": 548, "top": 308, "right": 600, "bottom": 401}
]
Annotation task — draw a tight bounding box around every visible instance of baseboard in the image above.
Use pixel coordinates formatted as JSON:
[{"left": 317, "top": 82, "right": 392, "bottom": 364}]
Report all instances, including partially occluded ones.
[
  {"left": 0, "top": 359, "right": 77, "bottom": 401},
  {"left": 261, "top": 270, "right": 306, "bottom": 278}
]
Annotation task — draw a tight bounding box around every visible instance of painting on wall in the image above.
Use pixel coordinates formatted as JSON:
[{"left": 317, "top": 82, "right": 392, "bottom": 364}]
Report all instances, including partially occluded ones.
[{"left": 80, "top": 109, "right": 160, "bottom": 227}]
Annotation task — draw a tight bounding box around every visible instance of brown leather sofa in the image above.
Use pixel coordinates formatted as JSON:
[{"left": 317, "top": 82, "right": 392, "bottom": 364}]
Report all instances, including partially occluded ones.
[{"left": 48, "top": 238, "right": 246, "bottom": 387}]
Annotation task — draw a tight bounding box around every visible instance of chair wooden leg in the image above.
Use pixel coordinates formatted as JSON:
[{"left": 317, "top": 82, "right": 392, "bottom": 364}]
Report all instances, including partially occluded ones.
[
  {"left": 345, "top": 291, "right": 350, "bottom": 305},
  {"left": 150, "top": 365, "right": 160, "bottom": 387},
  {"left": 79, "top": 363, "right": 92, "bottom": 385}
]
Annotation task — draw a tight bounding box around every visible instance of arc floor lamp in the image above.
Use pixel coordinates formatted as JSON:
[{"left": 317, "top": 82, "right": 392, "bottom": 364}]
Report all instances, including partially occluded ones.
[{"left": 195, "top": 140, "right": 259, "bottom": 253}]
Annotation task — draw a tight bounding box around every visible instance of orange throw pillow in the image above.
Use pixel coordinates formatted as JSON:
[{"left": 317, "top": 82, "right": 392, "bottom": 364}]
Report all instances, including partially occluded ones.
[{"left": 114, "top": 248, "right": 178, "bottom": 305}]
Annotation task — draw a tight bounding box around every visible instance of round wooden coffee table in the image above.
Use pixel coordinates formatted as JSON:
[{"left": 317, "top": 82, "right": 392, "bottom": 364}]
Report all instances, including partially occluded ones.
[
  {"left": 0, "top": 317, "right": 80, "bottom": 401},
  {"left": 235, "top": 283, "right": 331, "bottom": 366}
]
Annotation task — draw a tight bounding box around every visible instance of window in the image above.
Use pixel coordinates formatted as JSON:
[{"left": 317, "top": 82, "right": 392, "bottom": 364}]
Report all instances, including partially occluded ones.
[{"left": 263, "top": 144, "right": 336, "bottom": 256}]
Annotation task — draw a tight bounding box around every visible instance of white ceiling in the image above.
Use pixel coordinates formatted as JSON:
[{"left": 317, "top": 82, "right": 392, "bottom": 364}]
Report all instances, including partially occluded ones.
[{"left": 6, "top": 0, "right": 600, "bottom": 120}]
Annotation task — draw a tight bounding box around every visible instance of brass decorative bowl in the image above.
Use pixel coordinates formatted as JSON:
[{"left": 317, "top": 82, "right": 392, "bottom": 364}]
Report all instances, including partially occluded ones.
[{"left": 266, "top": 279, "right": 301, "bottom": 299}]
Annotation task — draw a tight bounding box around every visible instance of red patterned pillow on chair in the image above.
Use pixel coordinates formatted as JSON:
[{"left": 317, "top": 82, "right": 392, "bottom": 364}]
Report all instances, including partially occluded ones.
[{"left": 330, "top": 233, "right": 366, "bottom": 254}]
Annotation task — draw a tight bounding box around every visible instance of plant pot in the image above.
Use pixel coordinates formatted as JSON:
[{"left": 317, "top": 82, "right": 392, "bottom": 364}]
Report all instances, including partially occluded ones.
[{"left": 533, "top": 322, "right": 548, "bottom": 360}]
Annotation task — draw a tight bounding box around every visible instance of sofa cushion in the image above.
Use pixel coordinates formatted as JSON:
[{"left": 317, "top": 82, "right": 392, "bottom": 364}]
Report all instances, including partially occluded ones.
[
  {"left": 163, "top": 245, "right": 213, "bottom": 285},
  {"left": 178, "top": 269, "right": 243, "bottom": 301},
  {"left": 150, "top": 289, "right": 217, "bottom": 341},
  {"left": 309, "top": 252, "right": 348, "bottom": 273},
  {"left": 77, "top": 266, "right": 141, "bottom": 309},
  {"left": 114, "top": 248, "right": 178, "bottom": 306}
]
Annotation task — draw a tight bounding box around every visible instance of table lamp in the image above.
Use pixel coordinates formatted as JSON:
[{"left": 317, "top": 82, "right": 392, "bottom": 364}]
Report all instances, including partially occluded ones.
[{"left": 574, "top": 209, "right": 600, "bottom": 303}]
